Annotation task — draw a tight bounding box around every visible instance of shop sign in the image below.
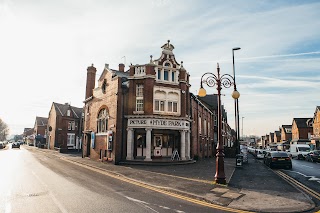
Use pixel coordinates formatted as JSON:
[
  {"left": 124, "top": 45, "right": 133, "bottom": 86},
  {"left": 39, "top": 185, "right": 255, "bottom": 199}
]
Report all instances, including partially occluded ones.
[{"left": 128, "top": 118, "right": 187, "bottom": 129}]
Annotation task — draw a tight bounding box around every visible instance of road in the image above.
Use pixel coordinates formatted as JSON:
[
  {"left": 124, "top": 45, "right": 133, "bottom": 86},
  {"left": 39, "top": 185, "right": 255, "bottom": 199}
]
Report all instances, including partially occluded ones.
[
  {"left": 0, "top": 144, "right": 230, "bottom": 213},
  {"left": 280, "top": 158, "right": 320, "bottom": 206}
]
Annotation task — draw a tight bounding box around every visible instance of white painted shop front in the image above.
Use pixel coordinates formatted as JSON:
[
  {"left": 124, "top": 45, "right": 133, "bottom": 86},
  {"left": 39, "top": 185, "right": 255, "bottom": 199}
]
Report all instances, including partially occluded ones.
[{"left": 126, "top": 118, "right": 190, "bottom": 161}]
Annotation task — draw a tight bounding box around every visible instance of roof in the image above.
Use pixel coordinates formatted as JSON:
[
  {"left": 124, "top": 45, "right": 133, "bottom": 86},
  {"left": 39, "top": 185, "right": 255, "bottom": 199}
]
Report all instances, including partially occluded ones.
[
  {"left": 23, "top": 128, "right": 31, "bottom": 133},
  {"left": 36, "top": 117, "right": 48, "bottom": 126},
  {"left": 110, "top": 69, "right": 130, "bottom": 78},
  {"left": 197, "top": 94, "right": 228, "bottom": 121},
  {"left": 293, "top": 118, "right": 313, "bottom": 128},
  {"left": 53, "top": 102, "right": 83, "bottom": 118},
  {"left": 197, "top": 94, "right": 218, "bottom": 111},
  {"left": 274, "top": 131, "right": 280, "bottom": 137}
]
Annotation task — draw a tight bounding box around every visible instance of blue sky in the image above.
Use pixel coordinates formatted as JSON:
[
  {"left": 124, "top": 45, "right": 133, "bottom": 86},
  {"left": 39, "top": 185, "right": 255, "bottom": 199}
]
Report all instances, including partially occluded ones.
[{"left": 0, "top": 0, "right": 319, "bottom": 137}]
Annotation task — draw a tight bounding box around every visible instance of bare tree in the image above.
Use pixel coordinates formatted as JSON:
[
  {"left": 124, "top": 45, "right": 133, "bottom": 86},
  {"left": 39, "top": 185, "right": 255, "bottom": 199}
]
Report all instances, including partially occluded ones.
[{"left": 0, "top": 118, "right": 9, "bottom": 141}]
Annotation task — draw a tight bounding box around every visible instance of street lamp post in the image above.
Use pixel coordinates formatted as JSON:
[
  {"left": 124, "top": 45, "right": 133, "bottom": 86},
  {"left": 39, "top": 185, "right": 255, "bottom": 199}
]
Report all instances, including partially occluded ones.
[
  {"left": 242, "top": 116, "right": 245, "bottom": 140},
  {"left": 198, "top": 63, "right": 240, "bottom": 184},
  {"left": 232, "top": 47, "right": 241, "bottom": 154}
]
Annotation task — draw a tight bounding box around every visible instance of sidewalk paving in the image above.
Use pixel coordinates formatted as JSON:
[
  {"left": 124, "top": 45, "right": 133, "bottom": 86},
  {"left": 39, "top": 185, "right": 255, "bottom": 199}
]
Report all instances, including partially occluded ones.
[{"left": 36, "top": 147, "right": 316, "bottom": 213}]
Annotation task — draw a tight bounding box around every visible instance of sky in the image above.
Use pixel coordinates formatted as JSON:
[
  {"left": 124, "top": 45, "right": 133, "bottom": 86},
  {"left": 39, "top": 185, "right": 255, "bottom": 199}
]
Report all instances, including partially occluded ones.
[{"left": 0, "top": 0, "right": 319, "bottom": 137}]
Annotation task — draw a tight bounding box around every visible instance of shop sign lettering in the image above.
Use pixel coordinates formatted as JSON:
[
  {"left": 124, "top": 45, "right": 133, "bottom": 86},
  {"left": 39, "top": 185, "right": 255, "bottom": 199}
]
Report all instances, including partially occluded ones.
[{"left": 129, "top": 120, "right": 147, "bottom": 125}]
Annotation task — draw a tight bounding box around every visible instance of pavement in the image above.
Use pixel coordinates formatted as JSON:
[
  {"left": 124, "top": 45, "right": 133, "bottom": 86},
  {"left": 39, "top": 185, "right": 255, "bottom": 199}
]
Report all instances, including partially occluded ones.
[{"left": 33, "top": 147, "right": 316, "bottom": 213}]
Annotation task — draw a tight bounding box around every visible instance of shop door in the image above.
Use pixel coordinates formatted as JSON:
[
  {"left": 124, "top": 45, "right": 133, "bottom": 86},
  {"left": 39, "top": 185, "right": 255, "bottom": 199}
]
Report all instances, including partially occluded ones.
[{"left": 154, "top": 135, "right": 162, "bottom": 157}]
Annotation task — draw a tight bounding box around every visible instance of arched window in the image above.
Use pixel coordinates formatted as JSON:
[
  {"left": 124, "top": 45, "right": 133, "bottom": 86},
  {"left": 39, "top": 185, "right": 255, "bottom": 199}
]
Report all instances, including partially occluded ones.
[{"left": 97, "top": 108, "right": 108, "bottom": 133}]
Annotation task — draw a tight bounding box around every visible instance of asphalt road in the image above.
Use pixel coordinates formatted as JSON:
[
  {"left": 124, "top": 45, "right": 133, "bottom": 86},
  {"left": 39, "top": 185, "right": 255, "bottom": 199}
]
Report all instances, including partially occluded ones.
[
  {"left": 0, "top": 144, "right": 229, "bottom": 213},
  {"left": 280, "top": 158, "right": 320, "bottom": 207}
]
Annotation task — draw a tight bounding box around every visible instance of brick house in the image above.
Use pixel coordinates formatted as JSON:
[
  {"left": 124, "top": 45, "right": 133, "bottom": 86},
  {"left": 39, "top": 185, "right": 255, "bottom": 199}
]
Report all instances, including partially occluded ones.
[
  {"left": 47, "top": 102, "right": 83, "bottom": 151},
  {"left": 83, "top": 63, "right": 129, "bottom": 164},
  {"left": 280, "top": 125, "right": 292, "bottom": 142},
  {"left": 273, "top": 131, "right": 281, "bottom": 143},
  {"left": 311, "top": 106, "right": 320, "bottom": 149},
  {"left": 23, "top": 128, "right": 33, "bottom": 144},
  {"left": 190, "top": 94, "right": 217, "bottom": 159},
  {"left": 33, "top": 116, "right": 48, "bottom": 146},
  {"left": 279, "top": 125, "right": 292, "bottom": 150},
  {"left": 291, "top": 118, "right": 313, "bottom": 144}
]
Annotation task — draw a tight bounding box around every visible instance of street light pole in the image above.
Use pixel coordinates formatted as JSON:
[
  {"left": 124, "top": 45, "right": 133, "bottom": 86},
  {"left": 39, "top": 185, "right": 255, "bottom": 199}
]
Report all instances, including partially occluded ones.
[
  {"left": 242, "top": 116, "right": 245, "bottom": 140},
  {"left": 199, "top": 63, "right": 240, "bottom": 184},
  {"left": 232, "top": 47, "right": 241, "bottom": 154}
]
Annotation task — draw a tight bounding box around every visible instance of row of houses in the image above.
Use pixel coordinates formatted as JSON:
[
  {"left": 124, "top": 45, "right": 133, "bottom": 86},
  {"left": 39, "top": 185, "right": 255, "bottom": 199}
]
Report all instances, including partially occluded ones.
[
  {"left": 23, "top": 41, "right": 237, "bottom": 164},
  {"left": 257, "top": 106, "right": 320, "bottom": 150}
]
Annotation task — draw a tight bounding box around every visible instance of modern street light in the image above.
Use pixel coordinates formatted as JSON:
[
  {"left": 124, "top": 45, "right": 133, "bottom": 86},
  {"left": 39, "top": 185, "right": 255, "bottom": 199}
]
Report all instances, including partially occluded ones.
[
  {"left": 232, "top": 47, "right": 241, "bottom": 154},
  {"left": 198, "top": 63, "right": 240, "bottom": 184},
  {"left": 242, "top": 116, "right": 245, "bottom": 140}
]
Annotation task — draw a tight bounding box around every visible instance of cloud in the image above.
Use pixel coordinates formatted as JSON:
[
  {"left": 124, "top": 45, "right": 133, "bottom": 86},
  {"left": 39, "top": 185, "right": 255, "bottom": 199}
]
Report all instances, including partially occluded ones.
[{"left": 1, "top": 0, "right": 320, "bottom": 136}]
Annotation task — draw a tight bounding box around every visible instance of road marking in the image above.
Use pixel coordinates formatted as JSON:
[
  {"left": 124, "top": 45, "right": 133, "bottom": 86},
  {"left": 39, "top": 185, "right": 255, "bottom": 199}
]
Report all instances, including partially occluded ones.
[
  {"left": 300, "top": 165, "right": 314, "bottom": 169},
  {"left": 275, "top": 170, "right": 320, "bottom": 201},
  {"left": 286, "top": 170, "right": 320, "bottom": 182},
  {"left": 61, "top": 157, "right": 252, "bottom": 213},
  {"left": 125, "top": 196, "right": 160, "bottom": 213}
]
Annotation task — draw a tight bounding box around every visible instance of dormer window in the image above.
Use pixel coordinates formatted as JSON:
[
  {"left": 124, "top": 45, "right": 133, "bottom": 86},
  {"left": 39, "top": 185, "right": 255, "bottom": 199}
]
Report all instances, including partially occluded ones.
[
  {"left": 156, "top": 61, "right": 177, "bottom": 83},
  {"left": 67, "top": 110, "right": 71, "bottom": 116}
]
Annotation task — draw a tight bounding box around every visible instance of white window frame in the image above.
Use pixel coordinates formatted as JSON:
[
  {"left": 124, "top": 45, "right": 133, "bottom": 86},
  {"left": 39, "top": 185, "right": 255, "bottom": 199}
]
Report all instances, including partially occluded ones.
[
  {"left": 154, "top": 100, "right": 165, "bottom": 112},
  {"left": 67, "top": 110, "right": 71, "bottom": 116},
  {"left": 168, "top": 101, "right": 178, "bottom": 113},
  {"left": 68, "top": 121, "right": 75, "bottom": 130},
  {"left": 67, "top": 133, "right": 75, "bottom": 146},
  {"left": 135, "top": 84, "right": 144, "bottom": 112}
]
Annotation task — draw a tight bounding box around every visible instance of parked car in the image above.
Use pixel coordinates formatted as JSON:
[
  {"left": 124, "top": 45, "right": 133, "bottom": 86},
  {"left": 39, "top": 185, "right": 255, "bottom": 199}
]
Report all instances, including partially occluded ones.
[
  {"left": 264, "top": 151, "right": 292, "bottom": 169},
  {"left": 255, "top": 149, "right": 265, "bottom": 159},
  {"left": 289, "top": 144, "right": 310, "bottom": 159},
  {"left": 0, "top": 142, "right": 4, "bottom": 149},
  {"left": 305, "top": 150, "right": 320, "bottom": 163},
  {"left": 12, "top": 142, "right": 20, "bottom": 149}
]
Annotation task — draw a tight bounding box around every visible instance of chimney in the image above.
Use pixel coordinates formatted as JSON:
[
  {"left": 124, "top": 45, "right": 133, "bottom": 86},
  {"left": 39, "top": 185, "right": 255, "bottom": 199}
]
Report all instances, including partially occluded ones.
[
  {"left": 119, "top": 63, "right": 125, "bottom": 72},
  {"left": 85, "top": 64, "right": 97, "bottom": 99}
]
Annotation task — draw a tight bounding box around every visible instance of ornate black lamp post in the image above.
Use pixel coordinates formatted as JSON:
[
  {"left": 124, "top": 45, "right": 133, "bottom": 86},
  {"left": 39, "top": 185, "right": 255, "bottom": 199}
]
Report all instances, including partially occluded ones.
[{"left": 198, "top": 63, "right": 240, "bottom": 184}]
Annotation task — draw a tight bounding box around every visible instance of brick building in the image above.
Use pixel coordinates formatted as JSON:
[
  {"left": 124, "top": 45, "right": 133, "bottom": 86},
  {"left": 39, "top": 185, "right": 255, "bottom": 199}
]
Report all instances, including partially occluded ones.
[
  {"left": 190, "top": 94, "right": 217, "bottom": 159},
  {"left": 291, "top": 118, "right": 313, "bottom": 143},
  {"left": 126, "top": 41, "right": 191, "bottom": 161},
  {"left": 82, "top": 63, "right": 129, "bottom": 164},
  {"left": 47, "top": 102, "right": 83, "bottom": 151},
  {"left": 311, "top": 106, "right": 320, "bottom": 149},
  {"left": 280, "top": 125, "right": 292, "bottom": 142},
  {"left": 82, "top": 41, "right": 233, "bottom": 164},
  {"left": 32, "top": 116, "right": 48, "bottom": 146}
]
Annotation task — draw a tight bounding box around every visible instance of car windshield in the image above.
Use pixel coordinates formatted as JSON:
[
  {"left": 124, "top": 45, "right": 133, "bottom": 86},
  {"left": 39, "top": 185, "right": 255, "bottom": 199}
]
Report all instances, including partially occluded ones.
[
  {"left": 271, "top": 152, "right": 289, "bottom": 157},
  {"left": 298, "top": 147, "right": 310, "bottom": 152}
]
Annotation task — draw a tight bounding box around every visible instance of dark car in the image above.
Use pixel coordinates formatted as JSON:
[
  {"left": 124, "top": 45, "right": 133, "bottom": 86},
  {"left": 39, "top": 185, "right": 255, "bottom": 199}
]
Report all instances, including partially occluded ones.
[
  {"left": 0, "top": 142, "right": 4, "bottom": 149},
  {"left": 264, "top": 151, "right": 292, "bottom": 169},
  {"left": 12, "top": 142, "right": 20, "bottom": 149},
  {"left": 306, "top": 150, "right": 320, "bottom": 163}
]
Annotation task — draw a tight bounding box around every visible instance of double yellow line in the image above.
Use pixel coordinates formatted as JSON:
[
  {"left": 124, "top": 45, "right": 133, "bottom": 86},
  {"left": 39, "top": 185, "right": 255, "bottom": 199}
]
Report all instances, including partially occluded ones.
[
  {"left": 275, "top": 170, "right": 320, "bottom": 201},
  {"left": 61, "top": 157, "right": 252, "bottom": 213}
]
